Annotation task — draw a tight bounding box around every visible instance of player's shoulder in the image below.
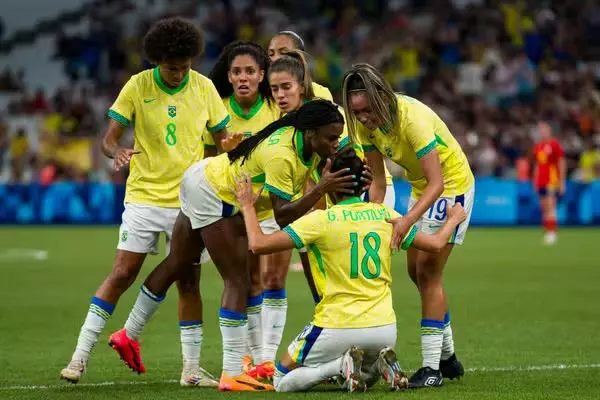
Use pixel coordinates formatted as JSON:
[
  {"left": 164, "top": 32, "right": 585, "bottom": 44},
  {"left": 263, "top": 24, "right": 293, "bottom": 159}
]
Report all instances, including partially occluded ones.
[
  {"left": 121, "top": 69, "right": 154, "bottom": 91},
  {"left": 188, "top": 70, "right": 215, "bottom": 91},
  {"left": 312, "top": 82, "right": 333, "bottom": 101}
]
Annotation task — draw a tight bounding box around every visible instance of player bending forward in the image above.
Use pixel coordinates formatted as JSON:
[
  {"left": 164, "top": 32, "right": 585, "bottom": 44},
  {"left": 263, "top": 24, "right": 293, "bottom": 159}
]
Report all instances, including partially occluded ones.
[{"left": 234, "top": 147, "right": 467, "bottom": 392}]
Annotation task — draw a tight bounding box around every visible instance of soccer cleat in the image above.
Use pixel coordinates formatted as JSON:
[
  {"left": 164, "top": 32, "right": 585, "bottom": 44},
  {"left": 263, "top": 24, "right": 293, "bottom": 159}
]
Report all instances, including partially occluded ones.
[
  {"left": 242, "top": 355, "right": 253, "bottom": 374},
  {"left": 439, "top": 353, "right": 464, "bottom": 380},
  {"left": 248, "top": 361, "right": 275, "bottom": 380},
  {"left": 60, "top": 359, "right": 86, "bottom": 383},
  {"left": 180, "top": 366, "right": 219, "bottom": 387},
  {"left": 341, "top": 346, "right": 367, "bottom": 392},
  {"left": 218, "top": 372, "right": 275, "bottom": 391},
  {"left": 108, "top": 328, "right": 146, "bottom": 374},
  {"left": 544, "top": 232, "right": 557, "bottom": 245},
  {"left": 375, "top": 347, "right": 408, "bottom": 390},
  {"left": 408, "top": 366, "right": 443, "bottom": 389}
]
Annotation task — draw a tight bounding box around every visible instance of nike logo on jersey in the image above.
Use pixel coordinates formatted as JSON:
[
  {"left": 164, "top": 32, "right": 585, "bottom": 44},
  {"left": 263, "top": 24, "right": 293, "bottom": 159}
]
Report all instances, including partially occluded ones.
[{"left": 144, "top": 98, "right": 156, "bottom": 103}]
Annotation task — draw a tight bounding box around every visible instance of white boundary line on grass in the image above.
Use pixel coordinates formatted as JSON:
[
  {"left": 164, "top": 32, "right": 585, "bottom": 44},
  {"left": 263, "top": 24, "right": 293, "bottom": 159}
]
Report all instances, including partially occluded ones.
[
  {"left": 0, "top": 248, "right": 48, "bottom": 262},
  {"left": 1, "top": 363, "right": 599, "bottom": 391}
]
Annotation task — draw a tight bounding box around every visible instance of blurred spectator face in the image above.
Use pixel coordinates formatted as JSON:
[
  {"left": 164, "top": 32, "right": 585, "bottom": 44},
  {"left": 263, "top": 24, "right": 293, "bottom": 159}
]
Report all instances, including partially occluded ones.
[
  {"left": 228, "top": 54, "right": 264, "bottom": 102},
  {"left": 269, "top": 71, "right": 303, "bottom": 113},
  {"left": 347, "top": 92, "right": 383, "bottom": 131},
  {"left": 159, "top": 58, "right": 192, "bottom": 88},
  {"left": 268, "top": 35, "right": 297, "bottom": 62}
]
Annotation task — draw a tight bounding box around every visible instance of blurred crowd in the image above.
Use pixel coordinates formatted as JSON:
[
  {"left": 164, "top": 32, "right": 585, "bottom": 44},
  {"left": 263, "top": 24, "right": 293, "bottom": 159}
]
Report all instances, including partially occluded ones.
[{"left": 1, "top": 0, "right": 600, "bottom": 185}]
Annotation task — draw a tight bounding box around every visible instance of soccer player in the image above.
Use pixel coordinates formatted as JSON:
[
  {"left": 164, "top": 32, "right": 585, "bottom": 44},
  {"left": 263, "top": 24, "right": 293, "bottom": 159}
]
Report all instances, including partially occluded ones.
[
  {"left": 206, "top": 40, "right": 281, "bottom": 373},
  {"left": 342, "top": 63, "right": 475, "bottom": 388},
  {"left": 108, "top": 100, "right": 355, "bottom": 391},
  {"left": 532, "top": 121, "right": 565, "bottom": 245},
  {"left": 59, "top": 17, "right": 230, "bottom": 387},
  {"left": 233, "top": 147, "right": 468, "bottom": 393}
]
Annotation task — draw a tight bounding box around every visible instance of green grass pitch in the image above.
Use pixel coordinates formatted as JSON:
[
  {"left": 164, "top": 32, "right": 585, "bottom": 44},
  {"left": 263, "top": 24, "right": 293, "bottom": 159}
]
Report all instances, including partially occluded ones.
[{"left": 0, "top": 227, "right": 599, "bottom": 399}]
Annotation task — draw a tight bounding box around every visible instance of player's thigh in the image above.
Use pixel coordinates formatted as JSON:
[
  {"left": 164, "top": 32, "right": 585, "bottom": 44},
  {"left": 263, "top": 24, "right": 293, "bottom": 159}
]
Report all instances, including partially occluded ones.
[
  {"left": 201, "top": 215, "right": 249, "bottom": 284},
  {"left": 259, "top": 218, "right": 291, "bottom": 284},
  {"left": 288, "top": 324, "right": 397, "bottom": 368}
]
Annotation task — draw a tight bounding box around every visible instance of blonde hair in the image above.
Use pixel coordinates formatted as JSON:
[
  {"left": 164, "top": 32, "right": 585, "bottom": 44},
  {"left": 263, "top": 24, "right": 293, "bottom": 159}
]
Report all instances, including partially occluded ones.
[
  {"left": 342, "top": 63, "right": 398, "bottom": 143},
  {"left": 269, "top": 49, "right": 315, "bottom": 99}
]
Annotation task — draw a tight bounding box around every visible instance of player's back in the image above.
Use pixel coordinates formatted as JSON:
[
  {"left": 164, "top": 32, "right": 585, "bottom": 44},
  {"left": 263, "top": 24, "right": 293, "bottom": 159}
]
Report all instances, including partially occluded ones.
[{"left": 286, "top": 198, "right": 399, "bottom": 329}]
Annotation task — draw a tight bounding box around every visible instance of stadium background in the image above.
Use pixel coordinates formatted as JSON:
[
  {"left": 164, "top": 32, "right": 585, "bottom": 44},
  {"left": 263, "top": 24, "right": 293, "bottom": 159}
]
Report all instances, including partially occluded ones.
[{"left": 0, "top": 1, "right": 599, "bottom": 399}]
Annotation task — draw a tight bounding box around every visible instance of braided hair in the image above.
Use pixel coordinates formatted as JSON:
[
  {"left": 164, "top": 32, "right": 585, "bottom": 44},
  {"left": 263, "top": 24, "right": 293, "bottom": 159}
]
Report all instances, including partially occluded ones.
[
  {"left": 208, "top": 40, "right": 273, "bottom": 104},
  {"left": 228, "top": 99, "right": 343, "bottom": 164}
]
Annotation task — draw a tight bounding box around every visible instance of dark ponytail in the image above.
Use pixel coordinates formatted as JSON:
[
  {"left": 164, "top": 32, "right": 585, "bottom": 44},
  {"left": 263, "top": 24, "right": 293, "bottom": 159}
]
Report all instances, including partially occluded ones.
[
  {"left": 228, "top": 99, "right": 343, "bottom": 164},
  {"left": 331, "top": 146, "right": 365, "bottom": 196}
]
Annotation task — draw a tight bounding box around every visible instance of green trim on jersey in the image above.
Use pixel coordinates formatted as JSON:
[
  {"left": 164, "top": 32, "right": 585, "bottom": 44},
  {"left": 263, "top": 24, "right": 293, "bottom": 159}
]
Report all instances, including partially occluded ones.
[
  {"left": 337, "top": 196, "right": 362, "bottom": 206},
  {"left": 208, "top": 115, "right": 230, "bottom": 133},
  {"left": 229, "top": 94, "right": 264, "bottom": 120},
  {"left": 153, "top": 67, "right": 190, "bottom": 95},
  {"left": 416, "top": 139, "right": 437, "bottom": 159},
  {"left": 401, "top": 225, "right": 419, "bottom": 250},
  {"left": 265, "top": 184, "right": 292, "bottom": 201},
  {"left": 283, "top": 226, "right": 304, "bottom": 249},
  {"left": 108, "top": 109, "right": 130, "bottom": 127},
  {"left": 251, "top": 173, "right": 266, "bottom": 183},
  {"left": 295, "top": 131, "right": 312, "bottom": 167},
  {"left": 363, "top": 144, "right": 378, "bottom": 152},
  {"left": 309, "top": 244, "right": 326, "bottom": 277}
]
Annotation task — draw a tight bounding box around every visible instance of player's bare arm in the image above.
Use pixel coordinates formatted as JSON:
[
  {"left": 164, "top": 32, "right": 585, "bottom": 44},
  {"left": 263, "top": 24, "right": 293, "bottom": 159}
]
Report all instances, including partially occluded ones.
[
  {"left": 102, "top": 118, "right": 141, "bottom": 171},
  {"left": 235, "top": 175, "right": 296, "bottom": 254},
  {"left": 270, "top": 158, "right": 355, "bottom": 228},
  {"left": 410, "top": 204, "right": 466, "bottom": 253},
  {"left": 365, "top": 150, "right": 386, "bottom": 203},
  {"left": 389, "top": 149, "right": 444, "bottom": 250},
  {"left": 559, "top": 156, "right": 567, "bottom": 195}
]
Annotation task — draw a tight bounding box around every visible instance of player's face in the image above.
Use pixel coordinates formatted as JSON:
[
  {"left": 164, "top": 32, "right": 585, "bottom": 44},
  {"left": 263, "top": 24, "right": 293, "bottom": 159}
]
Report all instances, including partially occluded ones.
[
  {"left": 309, "top": 122, "right": 343, "bottom": 158},
  {"left": 268, "top": 35, "right": 296, "bottom": 62},
  {"left": 348, "top": 92, "right": 380, "bottom": 131},
  {"left": 538, "top": 122, "right": 552, "bottom": 141},
  {"left": 270, "top": 71, "right": 303, "bottom": 113},
  {"left": 159, "top": 59, "right": 192, "bottom": 88},
  {"left": 228, "top": 54, "right": 264, "bottom": 100}
]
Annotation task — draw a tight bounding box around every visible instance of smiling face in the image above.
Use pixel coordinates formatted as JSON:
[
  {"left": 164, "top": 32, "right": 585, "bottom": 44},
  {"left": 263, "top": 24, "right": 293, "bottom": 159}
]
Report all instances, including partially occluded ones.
[
  {"left": 269, "top": 70, "right": 304, "bottom": 113},
  {"left": 228, "top": 54, "right": 264, "bottom": 102},
  {"left": 268, "top": 35, "right": 297, "bottom": 62},
  {"left": 159, "top": 58, "right": 192, "bottom": 88},
  {"left": 306, "top": 122, "right": 343, "bottom": 159},
  {"left": 348, "top": 92, "right": 382, "bottom": 131}
]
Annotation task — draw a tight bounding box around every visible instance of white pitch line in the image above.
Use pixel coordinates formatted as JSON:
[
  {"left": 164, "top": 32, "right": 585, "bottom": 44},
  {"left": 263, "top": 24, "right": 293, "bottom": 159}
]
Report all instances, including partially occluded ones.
[{"left": 1, "top": 363, "right": 599, "bottom": 391}]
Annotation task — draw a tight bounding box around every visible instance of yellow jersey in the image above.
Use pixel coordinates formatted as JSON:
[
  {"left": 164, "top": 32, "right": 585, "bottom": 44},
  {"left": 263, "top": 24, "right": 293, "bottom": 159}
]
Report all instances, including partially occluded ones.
[
  {"left": 358, "top": 94, "right": 474, "bottom": 197},
  {"left": 203, "top": 94, "right": 280, "bottom": 150},
  {"left": 204, "top": 126, "right": 319, "bottom": 220},
  {"left": 312, "top": 82, "right": 333, "bottom": 101},
  {"left": 109, "top": 67, "right": 230, "bottom": 208},
  {"left": 284, "top": 197, "right": 418, "bottom": 328}
]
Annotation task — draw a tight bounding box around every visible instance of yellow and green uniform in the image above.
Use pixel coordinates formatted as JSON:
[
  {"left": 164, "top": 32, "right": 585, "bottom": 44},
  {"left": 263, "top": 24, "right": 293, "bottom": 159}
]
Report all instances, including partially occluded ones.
[
  {"left": 358, "top": 94, "right": 474, "bottom": 198},
  {"left": 108, "top": 67, "right": 229, "bottom": 207},
  {"left": 204, "top": 126, "right": 319, "bottom": 220},
  {"left": 283, "top": 197, "right": 417, "bottom": 327},
  {"left": 312, "top": 82, "right": 333, "bottom": 101}
]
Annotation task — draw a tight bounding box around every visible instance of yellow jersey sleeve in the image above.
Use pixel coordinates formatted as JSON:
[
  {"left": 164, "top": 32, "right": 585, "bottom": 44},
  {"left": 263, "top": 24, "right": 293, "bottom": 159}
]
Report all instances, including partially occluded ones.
[
  {"left": 108, "top": 77, "right": 136, "bottom": 126},
  {"left": 203, "top": 129, "right": 216, "bottom": 149},
  {"left": 264, "top": 156, "right": 296, "bottom": 201},
  {"left": 205, "top": 82, "right": 230, "bottom": 134},
  {"left": 283, "top": 210, "right": 326, "bottom": 249},
  {"left": 312, "top": 82, "right": 333, "bottom": 101},
  {"left": 404, "top": 117, "right": 437, "bottom": 160}
]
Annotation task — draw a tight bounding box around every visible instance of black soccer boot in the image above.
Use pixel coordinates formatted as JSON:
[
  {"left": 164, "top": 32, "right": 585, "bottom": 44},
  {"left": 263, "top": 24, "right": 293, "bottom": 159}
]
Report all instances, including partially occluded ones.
[
  {"left": 439, "top": 353, "right": 464, "bottom": 380},
  {"left": 408, "top": 366, "right": 443, "bottom": 389}
]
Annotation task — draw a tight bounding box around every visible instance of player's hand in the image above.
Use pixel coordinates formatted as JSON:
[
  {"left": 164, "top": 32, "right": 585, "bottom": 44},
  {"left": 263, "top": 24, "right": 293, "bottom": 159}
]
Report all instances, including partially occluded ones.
[
  {"left": 221, "top": 132, "right": 245, "bottom": 152},
  {"left": 386, "top": 216, "right": 413, "bottom": 252},
  {"left": 559, "top": 182, "right": 566, "bottom": 196},
  {"left": 317, "top": 158, "right": 356, "bottom": 195},
  {"left": 447, "top": 203, "right": 467, "bottom": 224},
  {"left": 234, "top": 173, "right": 264, "bottom": 210},
  {"left": 113, "top": 147, "right": 141, "bottom": 171},
  {"left": 360, "top": 163, "right": 373, "bottom": 194}
]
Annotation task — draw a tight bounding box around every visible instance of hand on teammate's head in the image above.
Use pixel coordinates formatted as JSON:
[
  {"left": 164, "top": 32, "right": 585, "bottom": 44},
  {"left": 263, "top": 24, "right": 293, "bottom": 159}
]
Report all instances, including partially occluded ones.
[{"left": 221, "top": 132, "right": 245, "bottom": 152}]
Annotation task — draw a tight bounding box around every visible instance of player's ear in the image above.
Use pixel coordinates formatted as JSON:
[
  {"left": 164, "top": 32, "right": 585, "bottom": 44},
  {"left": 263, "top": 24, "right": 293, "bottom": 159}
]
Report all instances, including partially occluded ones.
[
  {"left": 258, "top": 69, "right": 265, "bottom": 83},
  {"left": 228, "top": 71, "right": 233, "bottom": 85}
]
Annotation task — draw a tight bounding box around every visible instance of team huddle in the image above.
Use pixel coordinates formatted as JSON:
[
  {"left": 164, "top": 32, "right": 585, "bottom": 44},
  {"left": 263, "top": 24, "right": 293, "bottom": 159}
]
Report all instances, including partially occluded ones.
[{"left": 60, "top": 17, "right": 475, "bottom": 392}]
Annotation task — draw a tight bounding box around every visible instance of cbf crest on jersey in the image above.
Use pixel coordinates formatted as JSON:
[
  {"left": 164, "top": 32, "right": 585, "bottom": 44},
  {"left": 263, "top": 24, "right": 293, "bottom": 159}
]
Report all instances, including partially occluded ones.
[{"left": 168, "top": 105, "right": 176, "bottom": 118}]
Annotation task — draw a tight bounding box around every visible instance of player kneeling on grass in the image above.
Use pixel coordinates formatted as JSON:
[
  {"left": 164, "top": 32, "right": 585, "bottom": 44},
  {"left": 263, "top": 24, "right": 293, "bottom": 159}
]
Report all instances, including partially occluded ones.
[{"left": 233, "top": 147, "right": 467, "bottom": 392}]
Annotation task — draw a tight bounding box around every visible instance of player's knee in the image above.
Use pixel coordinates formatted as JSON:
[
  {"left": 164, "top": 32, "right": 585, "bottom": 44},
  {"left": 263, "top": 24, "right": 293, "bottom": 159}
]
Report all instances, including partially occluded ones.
[
  {"left": 108, "top": 262, "right": 140, "bottom": 290},
  {"left": 415, "top": 260, "right": 443, "bottom": 286},
  {"left": 262, "top": 271, "right": 286, "bottom": 290},
  {"left": 176, "top": 265, "right": 201, "bottom": 295}
]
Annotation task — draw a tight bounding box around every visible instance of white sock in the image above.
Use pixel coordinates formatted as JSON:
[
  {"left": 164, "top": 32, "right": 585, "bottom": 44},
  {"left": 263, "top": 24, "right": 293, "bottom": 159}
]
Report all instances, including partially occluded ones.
[
  {"left": 421, "top": 319, "right": 444, "bottom": 370},
  {"left": 274, "top": 357, "right": 342, "bottom": 392},
  {"left": 441, "top": 311, "right": 454, "bottom": 360},
  {"left": 180, "top": 320, "right": 203, "bottom": 371},
  {"left": 219, "top": 308, "right": 248, "bottom": 377},
  {"left": 262, "top": 289, "right": 287, "bottom": 363},
  {"left": 72, "top": 296, "right": 115, "bottom": 361},
  {"left": 124, "top": 286, "right": 164, "bottom": 340},
  {"left": 247, "top": 294, "right": 263, "bottom": 364}
]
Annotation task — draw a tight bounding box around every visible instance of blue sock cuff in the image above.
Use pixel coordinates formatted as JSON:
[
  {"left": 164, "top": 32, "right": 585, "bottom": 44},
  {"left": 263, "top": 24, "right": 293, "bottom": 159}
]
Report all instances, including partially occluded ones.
[
  {"left": 179, "top": 320, "right": 203, "bottom": 328},
  {"left": 276, "top": 362, "right": 291, "bottom": 375},
  {"left": 444, "top": 312, "right": 451, "bottom": 325},
  {"left": 421, "top": 319, "right": 445, "bottom": 330},
  {"left": 141, "top": 285, "right": 165, "bottom": 302},
  {"left": 90, "top": 296, "right": 115, "bottom": 315},
  {"left": 247, "top": 293, "right": 264, "bottom": 307},
  {"left": 263, "top": 288, "right": 287, "bottom": 299},
  {"left": 219, "top": 308, "right": 247, "bottom": 321}
]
